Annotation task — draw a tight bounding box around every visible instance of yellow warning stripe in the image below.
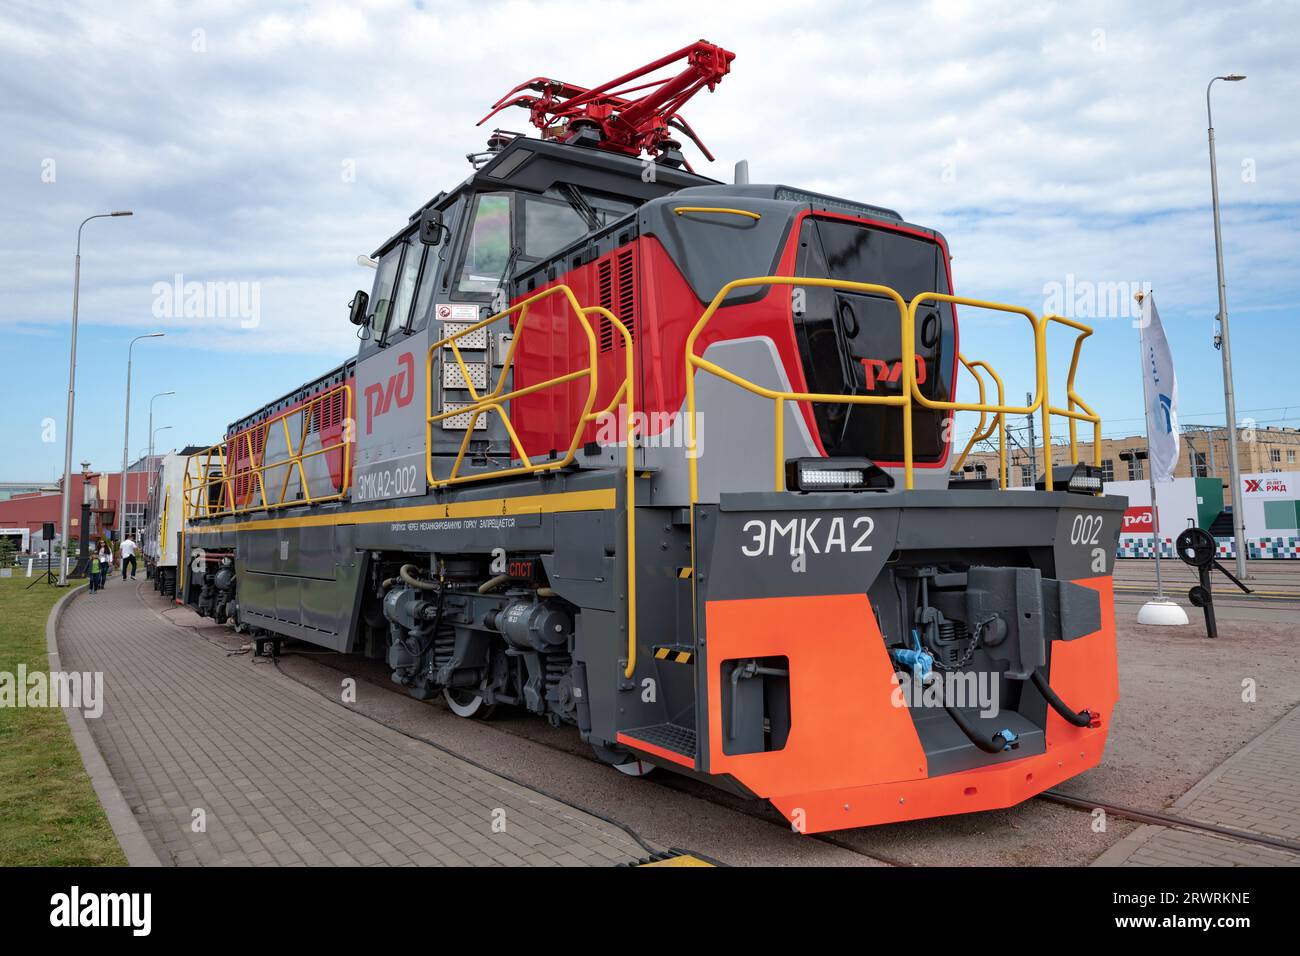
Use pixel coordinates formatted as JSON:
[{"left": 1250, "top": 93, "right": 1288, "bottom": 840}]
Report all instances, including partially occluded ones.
[
  {"left": 637, "top": 854, "right": 713, "bottom": 867},
  {"left": 184, "top": 488, "right": 616, "bottom": 535},
  {"left": 654, "top": 647, "right": 694, "bottom": 664},
  {"left": 677, "top": 567, "right": 693, "bottom": 579}
]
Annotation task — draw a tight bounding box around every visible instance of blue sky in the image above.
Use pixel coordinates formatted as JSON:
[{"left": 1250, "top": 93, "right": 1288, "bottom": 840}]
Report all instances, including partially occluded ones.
[{"left": 2, "top": 0, "right": 1298, "bottom": 481}]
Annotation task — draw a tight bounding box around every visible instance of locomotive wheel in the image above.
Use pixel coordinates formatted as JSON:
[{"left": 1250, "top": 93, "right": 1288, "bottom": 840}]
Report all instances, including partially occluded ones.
[
  {"left": 612, "top": 757, "right": 656, "bottom": 777},
  {"left": 443, "top": 687, "right": 496, "bottom": 720},
  {"left": 592, "top": 743, "right": 656, "bottom": 777}
]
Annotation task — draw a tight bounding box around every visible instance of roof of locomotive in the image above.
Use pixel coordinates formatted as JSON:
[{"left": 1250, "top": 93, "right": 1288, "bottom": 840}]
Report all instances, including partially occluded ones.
[{"left": 373, "top": 135, "right": 722, "bottom": 257}]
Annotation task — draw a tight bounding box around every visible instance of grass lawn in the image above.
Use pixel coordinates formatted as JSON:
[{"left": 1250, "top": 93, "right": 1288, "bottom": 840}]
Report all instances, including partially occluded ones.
[{"left": 0, "top": 573, "right": 126, "bottom": 865}]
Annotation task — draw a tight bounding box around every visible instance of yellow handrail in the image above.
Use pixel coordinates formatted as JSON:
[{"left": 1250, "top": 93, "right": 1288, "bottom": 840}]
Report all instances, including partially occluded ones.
[
  {"left": 159, "top": 487, "right": 170, "bottom": 558},
  {"left": 1043, "top": 313, "right": 1103, "bottom": 468},
  {"left": 425, "top": 287, "right": 639, "bottom": 678},
  {"left": 966, "top": 358, "right": 1008, "bottom": 489},
  {"left": 686, "top": 276, "right": 913, "bottom": 501},
  {"left": 183, "top": 382, "right": 353, "bottom": 520},
  {"left": 686, "top": 276, "right": 1100, "bottom": 500},
  {"left": 949, "top": 354, "right": 996, "bottom": 476},
  {"left": 424, "top": 284, "right": 601, "bottom": 488},
  {"left": 578, "top": 306, "right": 639, "bottom": 680},
  {"left": 673, "top": 206, "right": 762, "bottom": 221}
]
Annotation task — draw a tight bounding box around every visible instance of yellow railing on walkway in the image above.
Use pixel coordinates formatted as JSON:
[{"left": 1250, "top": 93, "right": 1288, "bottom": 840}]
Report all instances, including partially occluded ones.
[
  {"left": 949, "top": 354, "right": 1008, "bottom": 488},
  {"left": 424, "top": 284, "right": 610, "bottom": 489},
  {"left": 182, "top": 382, "right": 353, "bottom": 520},
  {"left": 685, "top": 276, "right": 1102, "bottom": 500},
  {"left": 158, "top": 487, "right": 170, "bottom": 558},
  {"left": 425, "top": 283, "right": 640, "bottom": 677},
  {"left": 1042, "top": 313, "right": 1103, "bottom": 471}
]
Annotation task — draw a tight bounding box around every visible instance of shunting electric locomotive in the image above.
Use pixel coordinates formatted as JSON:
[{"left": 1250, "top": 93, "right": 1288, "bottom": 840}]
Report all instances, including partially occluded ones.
[{"left": 179, "top": 41, "right": 1122, "bottom": 834}]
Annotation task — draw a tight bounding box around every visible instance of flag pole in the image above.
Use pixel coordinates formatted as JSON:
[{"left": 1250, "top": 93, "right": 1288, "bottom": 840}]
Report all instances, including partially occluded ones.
[
  {"left": 1135, "top": 290, "right": 1188, "bottom": 626},
  {"left": 1136, "top": 291, "right": 1165, "bottom": 598}
]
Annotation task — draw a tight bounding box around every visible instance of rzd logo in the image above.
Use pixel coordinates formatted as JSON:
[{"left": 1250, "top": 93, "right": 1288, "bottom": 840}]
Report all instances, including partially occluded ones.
[
  {"left": 1122, "top": 506, "right": 1153, "bottom": 532},
  {"left": 1244, "top": 477, "right": 1288, "bottom": 494},
  {"left": 861, "top": 356, "right": 927, "bottom": 391},
  {"left": 364, "top": 352, "right": 415, "bottom": 434}
]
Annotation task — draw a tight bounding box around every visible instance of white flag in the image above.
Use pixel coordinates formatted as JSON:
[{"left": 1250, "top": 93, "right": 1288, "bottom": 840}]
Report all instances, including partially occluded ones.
[{"left": 1140, "top": 294, "right": 1180, "bottom": 482}]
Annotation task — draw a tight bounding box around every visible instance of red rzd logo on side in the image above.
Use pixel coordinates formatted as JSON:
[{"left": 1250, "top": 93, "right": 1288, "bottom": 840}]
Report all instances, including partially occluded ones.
[
  {"left": 861, "top": 356, "right": 927, "bottom": 391},
  {"left": 364, "top": 352, "right": 416, "bottom": 434}
]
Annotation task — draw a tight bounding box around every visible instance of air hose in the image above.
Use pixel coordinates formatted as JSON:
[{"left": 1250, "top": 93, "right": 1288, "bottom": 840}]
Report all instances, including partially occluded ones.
[
  {"left": 943, "top": 702, "right": 1019, "bottom": 753},
  {"left": 1030, "top": 670, "right": 1097, "bottom": 728},
  {"left": 400, "top": 564, "right": 440, "bottom": 591},
  {"left": 892, "top": 630, "right": 1018, "bottom": 754}
]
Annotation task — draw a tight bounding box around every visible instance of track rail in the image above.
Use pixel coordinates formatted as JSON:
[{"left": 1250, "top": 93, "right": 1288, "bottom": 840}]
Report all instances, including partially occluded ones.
[{"left": 1040, "top": 789, "right": 1300, "bottom": 856}]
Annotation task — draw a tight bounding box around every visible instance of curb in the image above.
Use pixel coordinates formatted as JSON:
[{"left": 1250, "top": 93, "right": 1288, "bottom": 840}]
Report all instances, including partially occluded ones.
[
  {"left": 46, "top": 584, "right": 165, "bottom": 868},
  {"left": 1170, "top": 699, "right": 1300, "bottom": 812},
  {"left": 1092, "top": 700, "right": 1300, "bottom": 866}
]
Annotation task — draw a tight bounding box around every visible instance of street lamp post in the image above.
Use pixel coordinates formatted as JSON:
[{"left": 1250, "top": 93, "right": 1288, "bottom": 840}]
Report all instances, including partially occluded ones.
[
  {"left": 1207, "top": 74, "right": 1248, "bottom": 578},
  {"left": 151, "top": 425, "right": 173, "bottom": 472},
  {"left": 118, "top": 333, "right": 165, "bottom": 544},
  {"left": 146, "top": 391, "right": 176, "bottom": 513},
  {"left": 58, "top": 211, "right": 133, "bottom": 585}
]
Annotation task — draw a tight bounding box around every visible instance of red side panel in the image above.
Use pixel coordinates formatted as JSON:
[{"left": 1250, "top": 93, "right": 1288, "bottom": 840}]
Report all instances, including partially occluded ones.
[{"left": 510, "top": 211, "right": 960, "bottom": 468}]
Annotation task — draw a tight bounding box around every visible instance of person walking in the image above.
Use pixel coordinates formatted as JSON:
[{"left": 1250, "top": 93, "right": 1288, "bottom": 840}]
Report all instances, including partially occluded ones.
[
  {"left": 98, "top": 541, "right": 113, "bottom": 589},
  {"left": 88, "top": 547, "right": 102, "bottom": 592},
  {"left": 120, "top": 534, "right": 138, "bottom": 580}
]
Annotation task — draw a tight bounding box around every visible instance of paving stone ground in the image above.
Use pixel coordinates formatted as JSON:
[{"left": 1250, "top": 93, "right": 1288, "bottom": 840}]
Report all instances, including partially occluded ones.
[
  {"left": 56, "top": 580, "right": 652, "bottom": 867},
  {"left": 1095, "top": 700, "right": 1300, "bottom": 867}
]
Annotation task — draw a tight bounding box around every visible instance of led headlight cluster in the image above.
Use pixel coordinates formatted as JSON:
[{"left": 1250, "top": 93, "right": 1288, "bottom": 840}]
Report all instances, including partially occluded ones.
[
  {"left": 784, "top": 457, "right": 893, "bottom": 492},
  {"left": 1035, "top": 463, "right": 1104, "bottom": 495}
]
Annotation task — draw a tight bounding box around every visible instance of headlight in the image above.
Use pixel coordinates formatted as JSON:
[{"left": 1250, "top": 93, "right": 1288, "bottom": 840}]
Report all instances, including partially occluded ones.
[
  {"left": 784, "top": 457, "right": 893, "bottom": 492},
  {"left": 1035, "top": 463, "right": 1104, "bottom": 495}
]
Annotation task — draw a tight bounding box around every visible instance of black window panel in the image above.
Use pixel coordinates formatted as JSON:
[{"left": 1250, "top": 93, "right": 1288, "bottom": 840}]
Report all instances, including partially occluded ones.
[{"left": 792, "top": 218, "right": 955, "bottom": 462}]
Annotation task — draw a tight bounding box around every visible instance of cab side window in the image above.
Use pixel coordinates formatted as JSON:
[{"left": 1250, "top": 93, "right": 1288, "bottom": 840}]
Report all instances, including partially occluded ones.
[
  {"left": 369, "top": 245, "right": 402, "bottom": 339},
  {"left": 456, "top": 193, "right": 511, "bottom": 295},
  {"left": 388, "top": 241, "right": 423, "bottom": 339},
  {"left": 369, "top": 238, "right": 424, "bottom": 344}
]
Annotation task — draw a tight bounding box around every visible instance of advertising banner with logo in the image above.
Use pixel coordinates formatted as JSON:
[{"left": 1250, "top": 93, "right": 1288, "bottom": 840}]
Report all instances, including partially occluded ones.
[{"left": 1237, "top": 470, "right": 1300, "bottom": 540}]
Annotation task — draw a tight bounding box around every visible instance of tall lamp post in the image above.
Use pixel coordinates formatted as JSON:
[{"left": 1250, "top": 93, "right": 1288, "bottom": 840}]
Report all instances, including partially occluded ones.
[
  {"left": 1207, "top": 74, "right": 1248, "bottom": 578},
  {"left": 151, "top": 425, "right": 173, "bottom": 469},
  {"left": 118, "top": 333, "right": 165, "bottom": 544},
  {"left": 147, "top": 391, "right": 176, "bottom": 507},
  {"left": 58, "top": 210, "right": 133, "bottom": 585}
]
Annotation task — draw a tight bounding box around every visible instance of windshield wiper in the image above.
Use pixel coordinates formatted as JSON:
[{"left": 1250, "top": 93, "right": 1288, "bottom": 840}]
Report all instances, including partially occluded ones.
[{"left": 559, "top": 183, "right": 602, "bottom": 232}]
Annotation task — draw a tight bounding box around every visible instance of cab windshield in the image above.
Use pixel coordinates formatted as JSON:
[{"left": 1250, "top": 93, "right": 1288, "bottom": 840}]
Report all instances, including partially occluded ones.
[{"left": 455, "top": 188, "right": 634, "bottom": 295}]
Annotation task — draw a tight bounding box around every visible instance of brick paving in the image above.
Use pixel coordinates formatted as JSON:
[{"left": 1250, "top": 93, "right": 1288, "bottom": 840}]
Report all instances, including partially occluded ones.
[
  {"left": 1095, "top": 701, "right": 1300, "bottom": 867},
  {"left": 56, "top": 581, "right": 651, "bottom": 866}
]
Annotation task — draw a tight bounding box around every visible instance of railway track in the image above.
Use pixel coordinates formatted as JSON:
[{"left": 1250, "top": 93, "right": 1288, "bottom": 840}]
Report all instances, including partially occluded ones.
[
  {"left": 1039, "top": 790, "right": 1300, "bottom": 857},
  {"left": 1113, "top": 583, "right": 1300, "bottom": 604},
  {"left": 280, "top": 644, "right": 1300, "bottom": 866}
]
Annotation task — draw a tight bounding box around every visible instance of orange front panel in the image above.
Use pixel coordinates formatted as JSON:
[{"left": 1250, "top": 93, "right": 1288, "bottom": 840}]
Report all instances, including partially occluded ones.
[
  {"left": 707, "top": 580, "right": 1123, "bottom": 832},
  {"left": 704, "top": 594, "right": 928, "bottom": 799},
  {"left": 1046, "top": 576, "right": 1119, "bottom": 742}
]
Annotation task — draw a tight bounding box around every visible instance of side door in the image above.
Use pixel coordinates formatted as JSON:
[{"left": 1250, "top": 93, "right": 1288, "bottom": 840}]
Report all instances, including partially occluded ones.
[{"left": 351, "top": 231, "right": 433, "bottom": 503}]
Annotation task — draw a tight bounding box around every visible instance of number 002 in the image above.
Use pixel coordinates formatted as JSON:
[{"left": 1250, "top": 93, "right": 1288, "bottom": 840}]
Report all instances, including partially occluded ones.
[{"left": 1070, "top": 513, "right": 1103, "bottom": 545}]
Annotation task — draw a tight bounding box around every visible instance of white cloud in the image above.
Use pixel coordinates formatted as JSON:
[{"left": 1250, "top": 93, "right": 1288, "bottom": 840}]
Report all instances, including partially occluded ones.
[{"left": 0, "top": 0, "right": 1295, "bottom": 384}]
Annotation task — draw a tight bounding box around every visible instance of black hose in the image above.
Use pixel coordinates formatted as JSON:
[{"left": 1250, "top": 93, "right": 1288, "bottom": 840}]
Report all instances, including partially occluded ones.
[
  {"left": 943, "top": 702, "right": 1018, "bottom": 753},
  {"left": 1030, "top": 670, "right": 1094, "bottom": 727}
]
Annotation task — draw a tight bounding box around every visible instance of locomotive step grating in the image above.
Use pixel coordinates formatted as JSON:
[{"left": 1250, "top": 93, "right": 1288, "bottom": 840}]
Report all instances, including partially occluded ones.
[{"left": 623, "top": 722, "right": 697, "bottom": 757}]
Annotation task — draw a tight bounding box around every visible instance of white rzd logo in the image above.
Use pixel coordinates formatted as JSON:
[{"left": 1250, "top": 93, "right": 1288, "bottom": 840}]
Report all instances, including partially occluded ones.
[{"left": 740, "top": 516, "right": 873, "bottom": 558}]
